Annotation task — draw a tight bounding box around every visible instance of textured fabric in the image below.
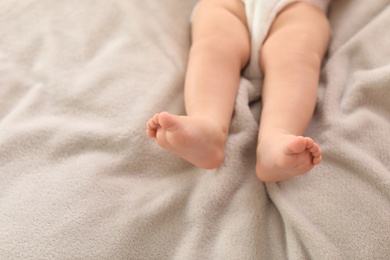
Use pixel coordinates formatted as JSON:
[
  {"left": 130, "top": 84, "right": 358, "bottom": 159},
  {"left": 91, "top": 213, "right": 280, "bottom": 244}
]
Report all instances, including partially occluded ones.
[{"left": 0, "top": 0, "right": 389, "bottom": 259}]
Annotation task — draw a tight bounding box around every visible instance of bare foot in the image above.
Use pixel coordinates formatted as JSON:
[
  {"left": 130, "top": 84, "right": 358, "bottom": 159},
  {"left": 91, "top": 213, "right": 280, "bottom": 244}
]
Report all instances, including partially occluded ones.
[
  {"left": 146, "top": 112, "right": 227, "bottom": 169},
  {"left": 256, "top": 130, "right": 322, "bottom": 182}
]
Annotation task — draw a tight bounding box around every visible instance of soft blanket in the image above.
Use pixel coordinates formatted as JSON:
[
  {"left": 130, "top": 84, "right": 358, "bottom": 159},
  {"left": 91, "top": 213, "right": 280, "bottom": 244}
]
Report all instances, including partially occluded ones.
[{"left": 0, "top": 0, "right": 389, "bottom": 259}]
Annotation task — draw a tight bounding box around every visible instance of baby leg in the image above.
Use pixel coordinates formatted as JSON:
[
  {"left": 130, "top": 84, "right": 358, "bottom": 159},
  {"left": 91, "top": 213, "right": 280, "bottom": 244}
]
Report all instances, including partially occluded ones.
[
  {"left": 256, "top": 2, "right": 329, "bottom": 182},
  {"left": 146, "top": 0, "right": 250, "bottom": 168}
]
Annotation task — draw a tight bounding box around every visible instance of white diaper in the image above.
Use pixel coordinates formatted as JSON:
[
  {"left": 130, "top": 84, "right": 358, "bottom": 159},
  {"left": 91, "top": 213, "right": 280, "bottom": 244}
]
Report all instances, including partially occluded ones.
[
  {"left": 243, "top": 0, "right": 331, "bottom": 79},
  {"left": 191, "top": 0, "right": 331, "bottom": 79}
]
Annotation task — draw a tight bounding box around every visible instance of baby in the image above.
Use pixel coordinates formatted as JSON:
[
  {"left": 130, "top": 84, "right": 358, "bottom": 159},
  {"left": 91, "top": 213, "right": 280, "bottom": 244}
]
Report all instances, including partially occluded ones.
[{"left": 146, "top": 0, "right": 330, "bottom": 182}]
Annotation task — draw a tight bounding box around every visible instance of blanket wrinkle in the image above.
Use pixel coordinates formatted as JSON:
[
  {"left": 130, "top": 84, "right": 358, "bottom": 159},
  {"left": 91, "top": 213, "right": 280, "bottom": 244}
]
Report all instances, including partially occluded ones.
[{"left": 1, "top": 0, "right": 390, "bottom": 259}]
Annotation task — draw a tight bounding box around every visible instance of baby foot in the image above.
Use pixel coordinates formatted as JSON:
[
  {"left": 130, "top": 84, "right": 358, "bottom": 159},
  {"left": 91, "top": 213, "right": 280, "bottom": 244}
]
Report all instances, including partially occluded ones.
[
  {"left": 146, "top": 112, "right": 227, "bottom": 169},
  {"left": 256, "top": 130, "right": 322, "bottom": 182}
]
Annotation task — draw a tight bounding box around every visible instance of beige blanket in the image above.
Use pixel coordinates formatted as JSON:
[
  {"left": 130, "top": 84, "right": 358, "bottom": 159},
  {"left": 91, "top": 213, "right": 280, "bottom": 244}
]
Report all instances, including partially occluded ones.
[{"left": 0, "top": 0, "right": 389, "bottom": 259}]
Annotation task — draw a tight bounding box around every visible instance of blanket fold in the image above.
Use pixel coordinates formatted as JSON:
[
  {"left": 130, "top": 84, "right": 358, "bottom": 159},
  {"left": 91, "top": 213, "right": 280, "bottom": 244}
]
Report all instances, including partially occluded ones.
[{"left": 0, "top": 0, "right": 389, "bottom": 259}]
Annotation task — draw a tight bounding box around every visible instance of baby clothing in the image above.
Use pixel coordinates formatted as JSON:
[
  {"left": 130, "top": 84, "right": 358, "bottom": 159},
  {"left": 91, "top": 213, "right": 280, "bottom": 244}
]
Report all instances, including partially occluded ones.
[
  {"left": 243, "top": 0, "right": 331, "bottom": 79},
  {"left": 191, "top": 0, "right": 331, "bottom": 79}
]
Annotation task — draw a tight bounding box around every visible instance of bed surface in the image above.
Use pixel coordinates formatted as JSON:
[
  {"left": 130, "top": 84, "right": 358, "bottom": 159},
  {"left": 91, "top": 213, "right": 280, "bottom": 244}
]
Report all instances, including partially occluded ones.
[{"left": 0, "top": 0, "right": 389, "bottom": 259}]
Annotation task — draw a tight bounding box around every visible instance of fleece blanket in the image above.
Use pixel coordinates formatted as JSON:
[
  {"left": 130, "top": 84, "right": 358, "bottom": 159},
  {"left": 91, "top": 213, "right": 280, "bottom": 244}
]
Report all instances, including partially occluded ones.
[{"left": 0, "top": 0, "right": 389, "bottom": 259}]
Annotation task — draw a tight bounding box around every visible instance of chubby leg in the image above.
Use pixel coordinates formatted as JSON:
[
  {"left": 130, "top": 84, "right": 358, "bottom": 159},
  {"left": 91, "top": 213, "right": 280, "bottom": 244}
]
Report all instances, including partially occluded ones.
[
  {"left": 146, "top": 0, "right": 250, "bottom": 169},
  {"left": 256, "top": 3, "right": 329, "bottom": 182}
]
